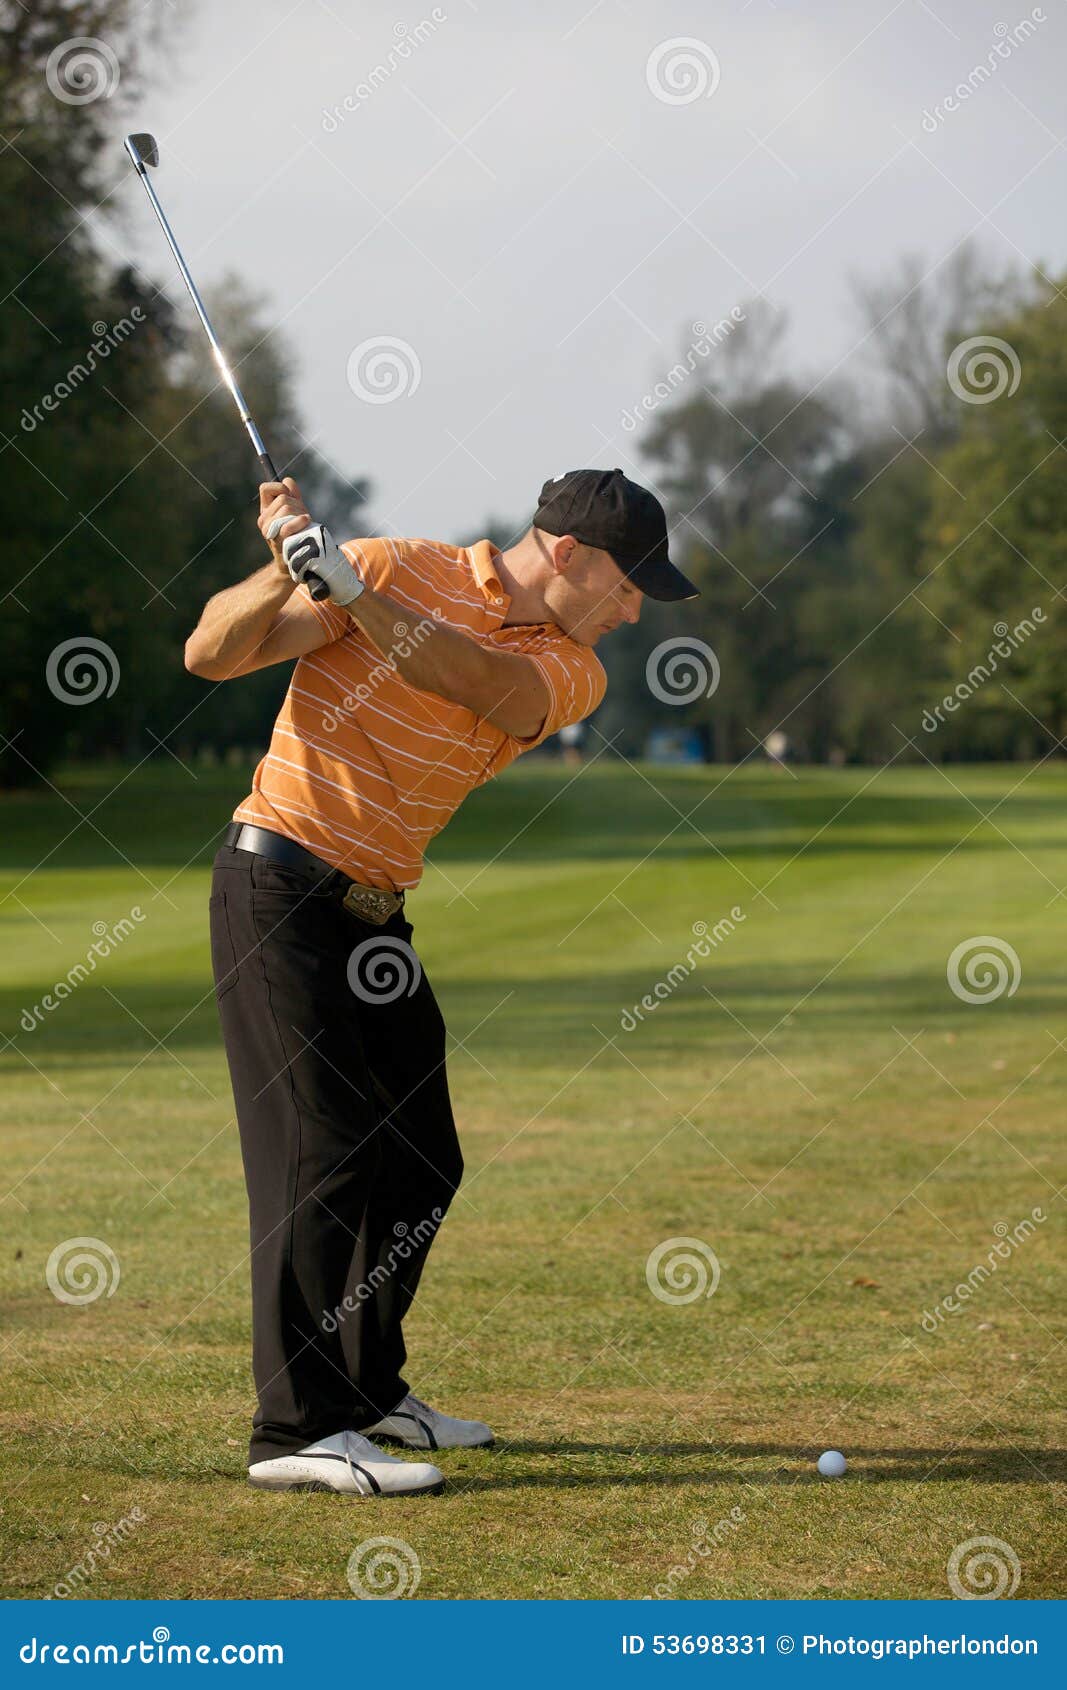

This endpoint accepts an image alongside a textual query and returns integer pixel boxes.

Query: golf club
[123,132,329,599]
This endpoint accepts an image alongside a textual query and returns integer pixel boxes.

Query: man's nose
[624,597,642,625]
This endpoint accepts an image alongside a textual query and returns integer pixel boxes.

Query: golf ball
[817,1449,847,1478]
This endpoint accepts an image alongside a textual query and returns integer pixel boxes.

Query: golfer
[185,467,697,1497]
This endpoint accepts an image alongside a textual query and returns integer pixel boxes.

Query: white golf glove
[279,521,365,607]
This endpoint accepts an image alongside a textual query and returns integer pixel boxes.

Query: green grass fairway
[1,758,1063,1600]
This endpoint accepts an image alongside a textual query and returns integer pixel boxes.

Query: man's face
[542,538,644,646]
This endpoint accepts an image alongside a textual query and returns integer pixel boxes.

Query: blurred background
[3,0,1065,783]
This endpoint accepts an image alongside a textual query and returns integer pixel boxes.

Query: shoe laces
[402,1392,434,1419]
[342,1429,375,1494]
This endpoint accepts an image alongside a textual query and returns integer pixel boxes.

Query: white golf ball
[817,1449,847,1478]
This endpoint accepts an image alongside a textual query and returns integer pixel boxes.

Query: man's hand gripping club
[258,478,364,607]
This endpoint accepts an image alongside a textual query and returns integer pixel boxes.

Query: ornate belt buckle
[342,882,401,926]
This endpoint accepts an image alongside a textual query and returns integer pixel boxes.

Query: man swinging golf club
[186,467,698,1496]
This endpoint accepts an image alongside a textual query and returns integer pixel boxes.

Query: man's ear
[547,534,580,576]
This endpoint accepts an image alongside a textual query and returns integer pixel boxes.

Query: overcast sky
[116,0,1067,539]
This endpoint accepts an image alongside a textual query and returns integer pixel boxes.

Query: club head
[124,132,159,170]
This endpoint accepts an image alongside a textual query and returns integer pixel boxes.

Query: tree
[0,1,369,783]
[917,270,1067,755]
[630,301,851,762]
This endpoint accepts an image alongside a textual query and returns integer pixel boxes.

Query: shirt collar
[469,540,510,620]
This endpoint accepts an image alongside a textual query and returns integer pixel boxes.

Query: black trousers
[209,843,463,1465]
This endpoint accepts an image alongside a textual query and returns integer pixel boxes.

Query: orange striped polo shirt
[233,536,607,891]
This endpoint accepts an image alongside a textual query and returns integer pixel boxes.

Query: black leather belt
[223,823,404,926]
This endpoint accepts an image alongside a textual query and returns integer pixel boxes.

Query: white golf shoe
[364,1392,494,1450]
[248,1429,444,1496]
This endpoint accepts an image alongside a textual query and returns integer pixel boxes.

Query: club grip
[257,452,330,600]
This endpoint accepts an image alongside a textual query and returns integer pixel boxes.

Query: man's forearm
[185,565,295,680]
[344,587,548,738]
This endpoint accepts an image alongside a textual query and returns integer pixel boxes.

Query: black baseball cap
[533,467,699,602]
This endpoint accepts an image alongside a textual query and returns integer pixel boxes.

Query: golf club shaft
[125,141,328,598]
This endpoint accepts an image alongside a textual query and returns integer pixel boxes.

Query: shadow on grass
[453,1441,1067,1488]
[2,1433,1062,1492]
[2,963,1062,1068]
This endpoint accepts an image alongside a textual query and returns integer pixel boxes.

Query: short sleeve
[298,536,400,641]
[517,639,607,748]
